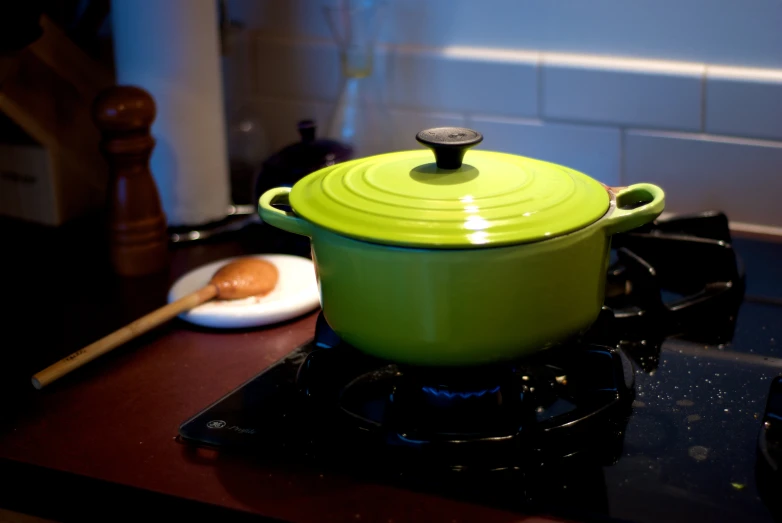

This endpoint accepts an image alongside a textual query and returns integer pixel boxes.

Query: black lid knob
[415,127,483,169]
[298,119,316,142]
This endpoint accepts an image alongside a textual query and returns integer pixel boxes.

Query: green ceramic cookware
[259,128,664,366]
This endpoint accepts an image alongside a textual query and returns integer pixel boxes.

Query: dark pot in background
[254,119,352,204]
[254,120,352,258]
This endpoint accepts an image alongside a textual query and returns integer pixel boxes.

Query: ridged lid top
[288,127,610,248]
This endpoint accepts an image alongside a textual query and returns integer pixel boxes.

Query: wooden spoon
[31,258,279,390]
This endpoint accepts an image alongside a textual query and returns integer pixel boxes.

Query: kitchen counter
[0,216,542,523]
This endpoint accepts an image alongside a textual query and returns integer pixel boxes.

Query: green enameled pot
[259,128,664,366]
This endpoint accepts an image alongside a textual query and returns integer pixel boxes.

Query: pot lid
[288,127,610,248]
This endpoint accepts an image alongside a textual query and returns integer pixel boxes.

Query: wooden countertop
[0,216,547,523]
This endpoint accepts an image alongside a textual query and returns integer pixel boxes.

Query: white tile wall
[468,116,621,185]
[253,97,333,152]
[542,53,704,131]
[624,130,782,226]
[253,38,341,102]
[230,0,782,69]
[238,37,782,230]
[387,46,538,117]
[705,66,782,140]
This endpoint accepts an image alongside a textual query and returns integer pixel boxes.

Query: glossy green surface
[288,150,610,248]
[311,219,610,365]
[259,181,665,365]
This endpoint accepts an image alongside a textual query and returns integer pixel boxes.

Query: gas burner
[294,337,635,471]
[341,363,524,439]
[283,211,745,470]
[391,365,514,418]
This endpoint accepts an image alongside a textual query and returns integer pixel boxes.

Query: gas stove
[180,212,782,523]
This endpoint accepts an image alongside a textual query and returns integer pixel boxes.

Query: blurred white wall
[225,0,782,233]
[228,0,782,67]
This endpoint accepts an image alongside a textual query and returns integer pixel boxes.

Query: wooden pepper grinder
[92,86,169,276]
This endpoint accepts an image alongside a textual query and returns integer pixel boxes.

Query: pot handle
[258,187,312,237]
[602,183,665,236]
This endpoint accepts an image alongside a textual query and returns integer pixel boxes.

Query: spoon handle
[32,284,218,390]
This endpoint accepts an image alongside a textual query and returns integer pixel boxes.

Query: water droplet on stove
[688,446,710,461]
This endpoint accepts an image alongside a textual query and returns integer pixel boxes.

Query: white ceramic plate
[168,254,320,329]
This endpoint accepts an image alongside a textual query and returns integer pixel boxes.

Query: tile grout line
[620,126,782,147]
[537,53,544,119]
[701,66,708,132]
[539,114,690,132]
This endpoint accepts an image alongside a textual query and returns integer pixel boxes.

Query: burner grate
[757,376,782,519]
[606,211,744,340]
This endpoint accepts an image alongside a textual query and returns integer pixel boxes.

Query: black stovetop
[180,212,782,523]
